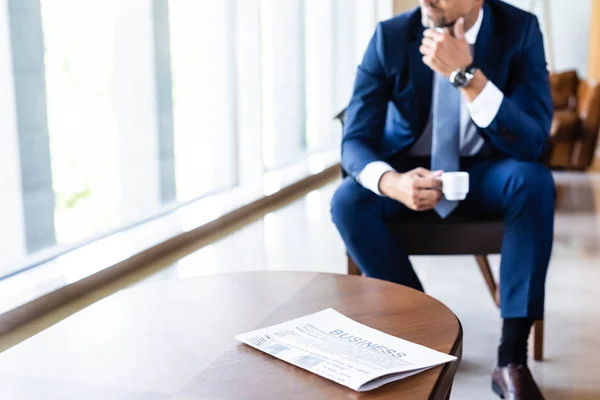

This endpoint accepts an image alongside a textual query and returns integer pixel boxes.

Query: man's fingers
[414,178,443,190]
[421,37,436,50]
[422,55,433,69]
[419,189,442,203]
[408,188,442,211]
[419,45,433,56]
[410,168,443,178]
[412,167,432,177]
[423,28,444,42]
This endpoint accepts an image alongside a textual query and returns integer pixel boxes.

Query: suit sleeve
[341,23,393,178]
[480,16,553,161]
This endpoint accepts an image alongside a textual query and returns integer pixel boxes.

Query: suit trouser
[331,157,555,319]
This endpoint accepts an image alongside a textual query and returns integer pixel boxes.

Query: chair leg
[347,256,361,276]
[531,320,544,361]
[474,255,500,307]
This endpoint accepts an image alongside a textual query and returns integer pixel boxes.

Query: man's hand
[378,168,443,211]
[419,17,472,77]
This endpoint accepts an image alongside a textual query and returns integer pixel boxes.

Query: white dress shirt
[357,8,504,196]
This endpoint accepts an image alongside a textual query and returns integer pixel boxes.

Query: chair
[334,110,545,361]
[546,70,600,170]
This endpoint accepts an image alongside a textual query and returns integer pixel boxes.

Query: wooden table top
[0,272,462,400]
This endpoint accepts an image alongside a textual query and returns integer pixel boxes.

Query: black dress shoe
[492,364,545,400]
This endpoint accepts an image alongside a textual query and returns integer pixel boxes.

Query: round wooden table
[0,272,462,399]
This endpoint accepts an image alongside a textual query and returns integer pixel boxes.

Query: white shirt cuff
[356,161,395,196]
[466,81,504,128]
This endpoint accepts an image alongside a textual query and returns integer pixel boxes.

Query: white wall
[501,0,592,77]
[546,0,591,77]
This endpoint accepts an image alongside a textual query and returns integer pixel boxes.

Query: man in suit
[331,0,554,398]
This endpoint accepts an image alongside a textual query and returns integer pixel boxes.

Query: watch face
[453,72,467,87]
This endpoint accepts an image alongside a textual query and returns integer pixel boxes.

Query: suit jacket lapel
[407,20,433,133]
[474,2,503,85]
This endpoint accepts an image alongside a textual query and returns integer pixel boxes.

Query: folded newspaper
[235,308,457,392]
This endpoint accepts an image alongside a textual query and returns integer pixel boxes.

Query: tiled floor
[141,171,600,400]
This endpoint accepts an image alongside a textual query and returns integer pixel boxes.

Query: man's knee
[504,161,555,209]
[331,178,378,234]
[331,178,362,227]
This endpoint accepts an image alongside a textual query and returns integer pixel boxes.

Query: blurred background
[1,1,600,398]
[1,0,595,282]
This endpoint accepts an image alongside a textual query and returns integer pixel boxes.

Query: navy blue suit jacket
[341,0,553,178]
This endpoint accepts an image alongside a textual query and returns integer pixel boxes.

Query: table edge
[429,316,464,400]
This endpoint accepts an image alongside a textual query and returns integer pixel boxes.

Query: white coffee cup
[441,172,469,201]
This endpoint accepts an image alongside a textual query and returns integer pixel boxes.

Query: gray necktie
[431,72,460,218]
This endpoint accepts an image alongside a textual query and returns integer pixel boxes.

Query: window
[260,0,307,169]
[42,0,121,245]
[169,0,238,202]
[0,0,391,283]
[305,0,335,152]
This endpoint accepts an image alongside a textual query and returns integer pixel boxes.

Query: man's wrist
[460,69,488,102]
[378,171,399,197]
[449,62,476,88]
[465,79,504,128]
[357,161,395,196]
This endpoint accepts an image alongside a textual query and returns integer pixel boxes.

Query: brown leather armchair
[547,70,600,170]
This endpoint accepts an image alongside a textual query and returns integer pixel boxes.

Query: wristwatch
[449,63,477,88]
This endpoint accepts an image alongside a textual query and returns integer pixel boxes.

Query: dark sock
[498,318,533,367]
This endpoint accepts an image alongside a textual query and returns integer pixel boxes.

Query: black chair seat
[385,213,504,256]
